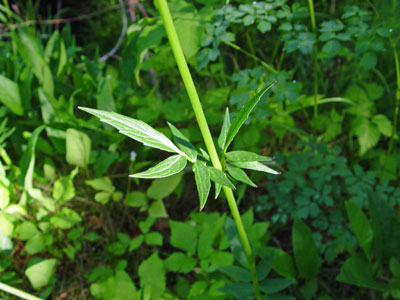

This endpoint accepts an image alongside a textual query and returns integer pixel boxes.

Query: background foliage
[0,0,400,299]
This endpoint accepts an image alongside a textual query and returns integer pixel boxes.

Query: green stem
[224,41,278,74]
[307,0,319,119]
[0,283,43,300]
[156,1,262,299]
[382,42,400,177]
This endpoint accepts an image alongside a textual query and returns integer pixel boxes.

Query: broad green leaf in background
[97,77,116,112]
[79,107,185,155]
[138,252,166,300]
[218,107,231,151]
[259,278,295,294]
[256,252,274,281]
[226,165,257,187]
[368,191,400,264]
[149,199,168,218]
[336,253,386,290]
[25,258,57,290]
[345,201,373,259]
[85,177,115,193]
[219,265,251,282]
[170,220,197,255]
[146,172,183,200]
[66,128,91,168]
[226,151,273,163]
[130,155,187,178]
[267,247,296,279]
[165,252,197,274]
[167,122,197,162]
[224,81,276,152]
[354,117,380,155]
[99,270,138,300]
[208,167,235,190]
[53,168,78,203]
[175,11,203,60]
[0,75,24,115]
[50,207,82,229]
[193,160,210,210]
[231,161,280,175]
[292,220,322,279]
[372,114,392,137]
[17,31,54,96]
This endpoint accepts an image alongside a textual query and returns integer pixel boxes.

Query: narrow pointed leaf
[224,81,276,152]
[232,161,280,175]
[215,183,222,199]
[226,165,257,187]
[226,150,273,163]
[208,167,235,190]
[218,107,231,151]
[193,161,211,210]
[79,107,184,155]
[200,148,210,161]
[130,155,187,179]
[167,122,197,162]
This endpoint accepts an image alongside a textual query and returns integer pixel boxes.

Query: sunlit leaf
[231,161,280,175]
[79,107,184,155]
[130,155,187,179]
[226,150,273,163]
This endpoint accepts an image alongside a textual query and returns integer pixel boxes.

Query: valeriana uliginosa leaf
[232,161,280,175]
[79,107,184,155]
[223,81,276,153]
[208,167,236,190]
[130,155,187,178]
[226,165,257,187]
[226,150,273,163]
[218,107,231,151]
[167,122,197,162]
[193,161,210,210]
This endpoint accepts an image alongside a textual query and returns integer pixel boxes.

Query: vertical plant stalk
[382,41,400,177]
[0,283,43,300]
[155,0,262,298]
[307,0,319,118]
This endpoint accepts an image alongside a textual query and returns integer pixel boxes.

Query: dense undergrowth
[0,0,400,299]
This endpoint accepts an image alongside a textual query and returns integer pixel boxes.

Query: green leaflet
[79,107,184,155]
[193,161,210,210]
[25,259,57,290]
[130,155,187,179]
[345,201,373,259]
[292,220,322,279]
[208,167,235,190]
[66,128,91,168]
[226,165,257,187]
[167,122,197,162]
[218,107,231,151]
[225,150,273,163]
[0,75,24,115]
[232,161,280,175]
[223,81,276,152]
